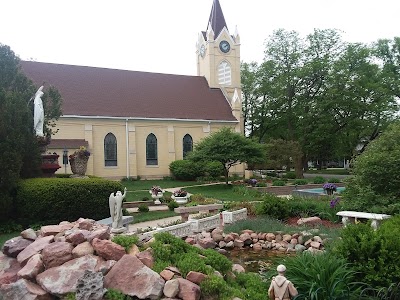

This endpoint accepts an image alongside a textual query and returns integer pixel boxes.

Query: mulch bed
[285,217,343,228]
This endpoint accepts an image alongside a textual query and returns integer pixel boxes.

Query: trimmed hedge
[15,178,123,225]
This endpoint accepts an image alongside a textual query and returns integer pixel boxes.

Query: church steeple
[196,0,243,133]
[207,0,228,40]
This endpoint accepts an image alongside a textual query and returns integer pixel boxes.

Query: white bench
[336,211,391,230]
[97,216,134,228]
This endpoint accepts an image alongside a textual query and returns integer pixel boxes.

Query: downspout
[125,119,130,179]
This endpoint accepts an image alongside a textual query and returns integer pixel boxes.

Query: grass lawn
[0,232,20,248]
[130,210,178,223]
[185,184,262,202]
[121,179,208,192]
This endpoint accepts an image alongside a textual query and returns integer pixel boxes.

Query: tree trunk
[294,156,304,178]
[224,167,229,184]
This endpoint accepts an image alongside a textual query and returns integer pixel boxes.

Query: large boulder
[0,254,21,285]
[41,242,74,268]
[136,249,154,268]
[0,278,52,300]
[72,241,94,258]
[2,236,32,258]
[20,228,38,240]
[91,238,125,261]
[177,278,200,300]
[104,254,165,300]
[17,236,54,266]
[17,254,44,280]
[75,270,106,300]
[36,255,98,297]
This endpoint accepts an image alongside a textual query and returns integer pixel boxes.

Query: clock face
[200,44,206,57]
[219,40,230,53]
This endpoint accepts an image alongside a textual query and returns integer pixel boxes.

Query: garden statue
[33,86,45,137]
[268,264,298,300]
[109,187,127,233]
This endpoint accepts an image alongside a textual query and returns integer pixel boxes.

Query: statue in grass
[268,264,298,300]
[33,86,45,137]
[109,187,127,233]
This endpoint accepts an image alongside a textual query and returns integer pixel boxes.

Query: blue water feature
[292,187,345,197]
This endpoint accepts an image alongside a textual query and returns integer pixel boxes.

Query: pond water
[226,249,294,273]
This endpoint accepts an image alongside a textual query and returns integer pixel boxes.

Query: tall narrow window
[183,134,193,158]
[104,133,117,166]
[218,61,231,85]
[146,133,158,165]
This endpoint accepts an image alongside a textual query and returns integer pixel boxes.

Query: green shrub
[141,196,149,201]
[202,248,232,275]
[112,235,139,252]
[328,177,341,183]
[0,221,22,234]
[312,176,325,184]
[167,200,179,211]
[15,178,123,225]
[137,204,149,213]
[265,252,358,299]
[169,160,202,180]
[235,272,269,300]
[203,161,224,178]
[200,275,233,299]
[293,179,308,185]
[283,171,296,179]
[334,216,400,289]
[176,252,210,276]
[272,180,285,186]
[255,194,290,220]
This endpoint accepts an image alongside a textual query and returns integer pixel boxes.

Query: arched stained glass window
[146,133,158,165]
[183,134,193,158]
[104,133,117,166]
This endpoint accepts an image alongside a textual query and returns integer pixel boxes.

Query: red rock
[310,241,321,249]
[177,278,200,300]
[42,242,74,268]
[239,233,252,245]
[17,254,44,280]
[185,237,196,245]
[197,237,216,249]
[72,241,94,258]
[136,249,154,268]
[128,244,140,256]
[186,271,207,284]
[0,278,52,300]
[233,239,244,248]
[78,219,95,231]
[265,233,275,242]
[241,229,254,235]
[36,255,98,296]
[40,225,66,237]
[223,234,234,243]
[16,235,54,266]
[160,269,175,281]
[87,228,110,242]
[297,217,322,226]
[65,231,86,245]
[0,254,21,285]
[253,243,262,251]
[282,234,292,242]
[104,254,164,299]
[163,279,179,298]
[2,236,32,258]
[92,238,125,261]
[20,228,37,241]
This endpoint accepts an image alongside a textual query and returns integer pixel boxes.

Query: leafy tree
[189,127,265,184]
[342,122,400,214]
[0,44,62,222]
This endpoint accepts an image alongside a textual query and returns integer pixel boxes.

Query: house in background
[21,0,244,179]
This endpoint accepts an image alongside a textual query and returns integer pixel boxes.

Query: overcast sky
[1,0,398,76]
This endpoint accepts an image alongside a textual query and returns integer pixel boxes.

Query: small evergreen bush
[169,160,202,180]
[167,200,179,211]
[293,179,308,185]
[312,176,326,184]
[272,180,285,186]
[137,204,149,213]
[255,194,290,220]
[283,171,296,179]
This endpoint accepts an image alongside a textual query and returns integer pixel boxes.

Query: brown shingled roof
[48,139,89,149]
[20,61,237,122]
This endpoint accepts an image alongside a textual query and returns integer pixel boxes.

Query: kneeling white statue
[109,187,127,233]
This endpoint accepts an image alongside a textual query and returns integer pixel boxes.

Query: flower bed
[222,208,247,224]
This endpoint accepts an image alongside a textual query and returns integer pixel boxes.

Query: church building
[21,0,244,179]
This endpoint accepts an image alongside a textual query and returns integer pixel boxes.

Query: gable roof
[207,0,228,40]
[20,61,237,122]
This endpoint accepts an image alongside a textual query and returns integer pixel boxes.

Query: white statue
[33,86,45,137]
[109,187,127,232]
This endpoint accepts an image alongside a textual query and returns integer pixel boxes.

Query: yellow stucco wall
[52,117,243,179]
